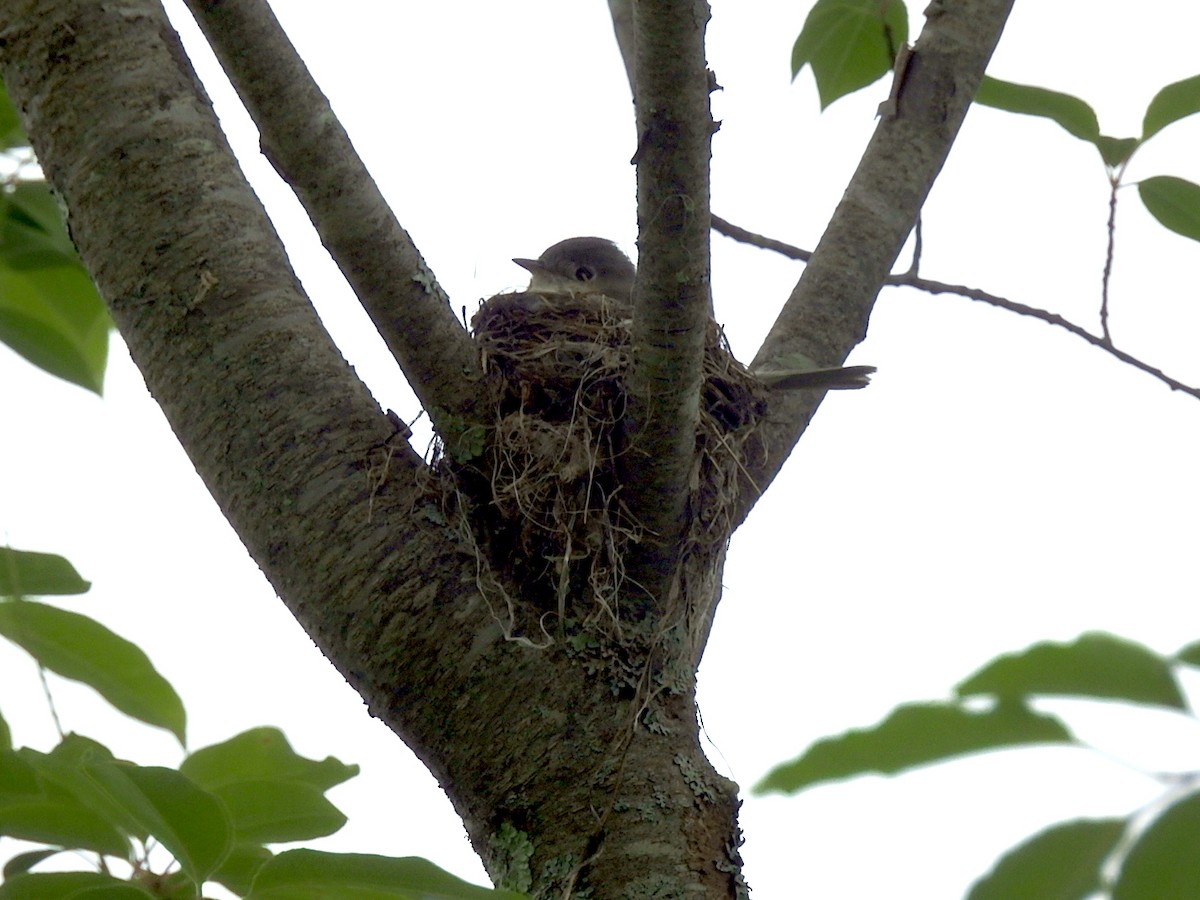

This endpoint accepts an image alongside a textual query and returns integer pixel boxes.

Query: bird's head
[513,237,636,300]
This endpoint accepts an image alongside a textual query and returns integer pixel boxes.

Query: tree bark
[0,2,742,896]
[621,0,715,599]
[0,1,1013,897]
[179,0,486,450]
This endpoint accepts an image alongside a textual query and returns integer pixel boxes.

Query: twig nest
[463,291,765,630]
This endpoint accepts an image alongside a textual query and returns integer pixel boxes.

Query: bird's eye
[574,266,595,282]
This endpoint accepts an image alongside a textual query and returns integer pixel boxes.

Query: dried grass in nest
[458,290,765,634]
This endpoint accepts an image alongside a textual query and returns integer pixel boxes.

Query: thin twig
[890,274,1200,398]
[712,215,1200,400]
[1100,165,1126,346]
[712,215,811,261]
[37,664,64,740]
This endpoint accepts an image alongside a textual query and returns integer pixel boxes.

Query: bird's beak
[511,257,544,274]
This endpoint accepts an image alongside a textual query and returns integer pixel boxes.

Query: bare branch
[1100,169,1124,344]
[740,0,1016,522]
[891,275,1200,399]
[716,216,1200,399]
[621,0,715,599]
[712,214,811,261]
[181,0,484,431]
[607,0,636,102]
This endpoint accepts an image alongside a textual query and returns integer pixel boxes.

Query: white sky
[3,1,1200,897]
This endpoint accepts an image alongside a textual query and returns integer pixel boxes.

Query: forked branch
[182,0,483,430]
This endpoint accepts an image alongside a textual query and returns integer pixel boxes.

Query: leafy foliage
[975,76,1100,142]
[1113,793,1200,900]
[791,0,907,109]
[0,565,521,898]
[0,183,111,394]
[1138,176,1200,242]
[0,71,515,896]
[789,3,1200,247]
[968,818,1125,900]
[245,850,528,900]
[0,84,110,393]
[1142,73,1200,140]
[972,74,1200,241]
[0,597,187,743]
[779,23,1200,889]
[956,632,1187,710]
[755,701,1073,794]
[0,82,26,148]
[765,631,1200,898]
[0,548,90,597]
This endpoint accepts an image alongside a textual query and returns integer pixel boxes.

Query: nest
[455,290,765,635]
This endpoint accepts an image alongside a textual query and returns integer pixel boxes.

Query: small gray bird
[512,237,636,302]
[513,237,875,390]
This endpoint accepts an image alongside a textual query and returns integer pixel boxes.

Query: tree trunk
[0,1,1012,896]
[0,3,746,896]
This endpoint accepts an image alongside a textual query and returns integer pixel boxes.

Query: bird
[513,237,876,390]
[512,236,636,302]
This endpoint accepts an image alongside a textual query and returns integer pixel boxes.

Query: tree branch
[606,0,636,102]
[621,0,715,601]
[740,0,1015,522]
[892,275,1200,398]
[714,217,1200,399]
[181,0,484,432]
[0,7,746,894]
[713,214,811,262]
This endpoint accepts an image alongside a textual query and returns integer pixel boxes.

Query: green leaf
[0,798,130,858]
[0,81,28,149]
[210,843,273,896]
[1175,640,1200,667]
[975,76,1101,143]
[0,873,138,899]
[181,728,357,793]
[0,709,10,752]
[2,849,61,879]
[0,183,110,393]
[791,0,908,109]
[85,762,231,885]
[0,548,90,596]
[12,747,141,850]
[1114,792,1200,899]
[1143,74,1200,140]
[1096,135,1140,168]
[0,601,185,742]
[180,730,355,845]
[753,701,1073,794]
[3,184,79,266]
[1138,175,1200,242]
[246,850,527,899]
[0,751,132,860]
[0,262,109,393]
[0,749,42,798]
[49,733,117,767]
[0,871,155,899]
[967,818,1125,900]
[956,632,1187,709]
[213,779,346,844]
